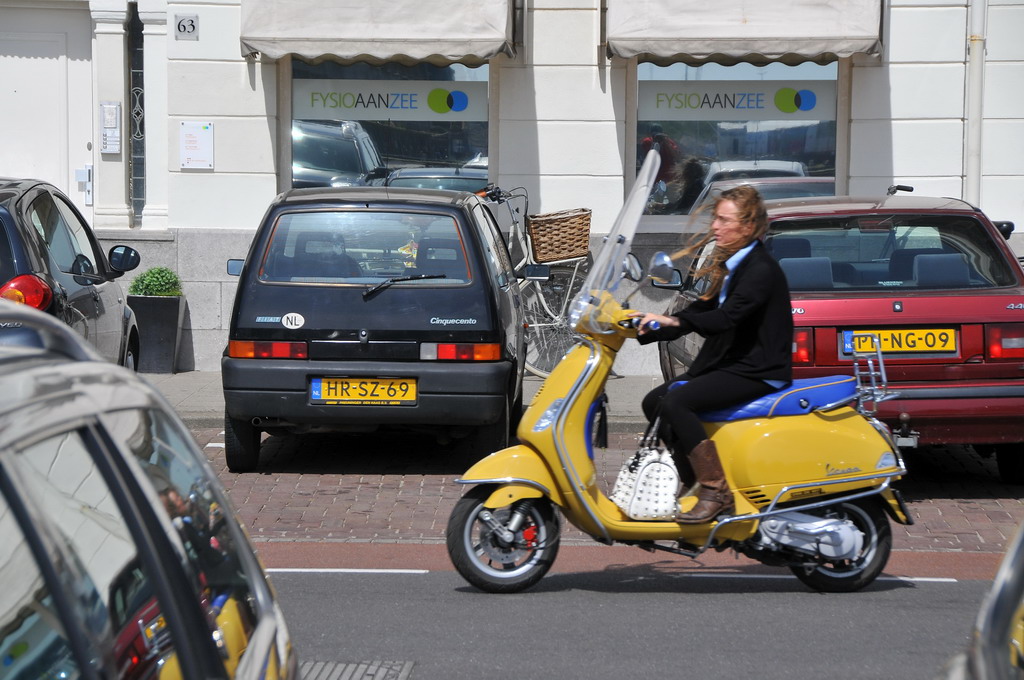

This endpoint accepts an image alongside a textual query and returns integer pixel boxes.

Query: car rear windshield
[766,214,1018,292]
[258,210,472,285]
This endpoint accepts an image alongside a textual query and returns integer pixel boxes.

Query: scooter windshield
[568,149,661,335]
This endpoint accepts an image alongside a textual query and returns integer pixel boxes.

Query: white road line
[205,443,225,448]
[267,568,429,574]
[670,574,959,583]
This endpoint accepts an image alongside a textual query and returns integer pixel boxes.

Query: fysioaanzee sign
[639,81,836,122]
[293,80,488,122]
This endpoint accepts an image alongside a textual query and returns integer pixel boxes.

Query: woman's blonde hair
[671,185,768,300]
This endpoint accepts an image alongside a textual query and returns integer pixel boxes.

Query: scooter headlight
[875,451,898,470]
[532,398,564,432]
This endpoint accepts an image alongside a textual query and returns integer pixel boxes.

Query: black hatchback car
[0,178,141,367]
[223,187,526,471]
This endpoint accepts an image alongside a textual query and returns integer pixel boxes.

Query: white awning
[240,0,515,64]
[606,0,882,65]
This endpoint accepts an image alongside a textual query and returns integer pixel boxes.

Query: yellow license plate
[311,377,417,405]
[843,329,957,353]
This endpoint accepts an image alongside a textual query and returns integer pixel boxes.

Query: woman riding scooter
[631,185,793,524]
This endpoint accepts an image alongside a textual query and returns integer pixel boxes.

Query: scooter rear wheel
[789,497,892,593]
[446,485,561,593]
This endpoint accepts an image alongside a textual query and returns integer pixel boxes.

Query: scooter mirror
[623,253,643,282]
[648,251,676,284]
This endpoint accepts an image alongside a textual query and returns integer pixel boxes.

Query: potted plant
[127,266,185,373]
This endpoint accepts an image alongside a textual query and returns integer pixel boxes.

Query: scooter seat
[668,375,857,421]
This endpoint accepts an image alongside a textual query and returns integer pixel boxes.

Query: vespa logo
[825,463,862,477]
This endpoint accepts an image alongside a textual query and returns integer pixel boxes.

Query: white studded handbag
[609,446,681,521]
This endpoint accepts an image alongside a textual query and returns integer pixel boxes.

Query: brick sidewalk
[194,428,1024,554]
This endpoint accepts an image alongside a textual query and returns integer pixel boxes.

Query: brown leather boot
[675,439,734,524]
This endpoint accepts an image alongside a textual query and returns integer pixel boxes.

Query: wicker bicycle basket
[525,208,592,263]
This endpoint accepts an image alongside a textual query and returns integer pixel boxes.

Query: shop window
[291,62,488,188]
[638,62,837,214]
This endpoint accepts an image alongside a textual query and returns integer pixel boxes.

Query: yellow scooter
[445,151,913,594]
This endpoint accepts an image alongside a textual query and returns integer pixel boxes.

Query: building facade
[2,0,1022,371]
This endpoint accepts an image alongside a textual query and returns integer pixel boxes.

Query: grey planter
[128,295,185,373]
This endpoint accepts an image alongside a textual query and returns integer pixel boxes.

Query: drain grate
[301,661,414,680]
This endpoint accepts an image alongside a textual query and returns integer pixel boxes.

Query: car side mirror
[108,245,141,273]
[227,259,244,276]
[365,166,389,182]
[648,251,683,288]
[994,221,1015,240]
[518,263,550,281]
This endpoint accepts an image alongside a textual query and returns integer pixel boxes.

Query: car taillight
[986,324,1024,360]
[0,274,53,309]
[228,340,308,359]
[792,328,812,365]
[420,343,502,360]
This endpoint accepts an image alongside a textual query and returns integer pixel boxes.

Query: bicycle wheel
[522,258,591,378]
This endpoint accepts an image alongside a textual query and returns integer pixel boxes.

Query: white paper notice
[180,121,214,169]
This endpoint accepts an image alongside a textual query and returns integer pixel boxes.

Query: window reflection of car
[383,166,488,193]
[658,193,1024,483]
[291,119,387,188]
[701,159,808,186]
[686,176,836,216]
[109,558,170,680]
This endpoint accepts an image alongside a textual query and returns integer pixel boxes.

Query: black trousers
[642,370,776,465]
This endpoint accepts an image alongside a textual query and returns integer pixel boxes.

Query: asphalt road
[273,569,987,680]
[185,425,1023,679]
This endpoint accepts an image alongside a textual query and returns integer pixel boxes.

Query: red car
[659,192,1024,483]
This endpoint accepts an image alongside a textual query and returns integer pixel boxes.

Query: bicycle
[483,186,593,378]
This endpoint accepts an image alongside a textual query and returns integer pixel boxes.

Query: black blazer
[640,241,793,382]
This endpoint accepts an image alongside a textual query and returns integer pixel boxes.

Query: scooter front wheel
[446,485,561,593]
[789,497,892,593]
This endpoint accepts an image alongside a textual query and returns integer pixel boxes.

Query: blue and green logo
[775,88,817,113]
[427,88,469,114]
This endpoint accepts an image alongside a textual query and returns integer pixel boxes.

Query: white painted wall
[14,0,1019,370]
[849,0,1024,240]
[494,0,627,237]
[165,1,278,231]
[0,3,94,218]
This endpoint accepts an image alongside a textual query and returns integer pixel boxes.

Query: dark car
[688,176,836,216]
[0,301,296,679]
[0,178,141,367]
[291,119,387,188]
[384,166,489,193]
[658,193,1024,482]
[223,186,526,472]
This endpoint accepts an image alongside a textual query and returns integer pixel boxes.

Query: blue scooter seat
[668,375,857,422]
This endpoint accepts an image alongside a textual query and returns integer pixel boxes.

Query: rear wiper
[362,273,446,299]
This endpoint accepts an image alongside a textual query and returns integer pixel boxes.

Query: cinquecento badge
[282,313,305,329]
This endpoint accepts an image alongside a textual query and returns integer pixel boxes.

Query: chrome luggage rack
[851,332,900,415]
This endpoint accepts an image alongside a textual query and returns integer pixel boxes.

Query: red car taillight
[792,328,813,365]
[228,340,308,359]
[420,343,502,360]
[986,324,1024,360]
[0,274,53,309]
